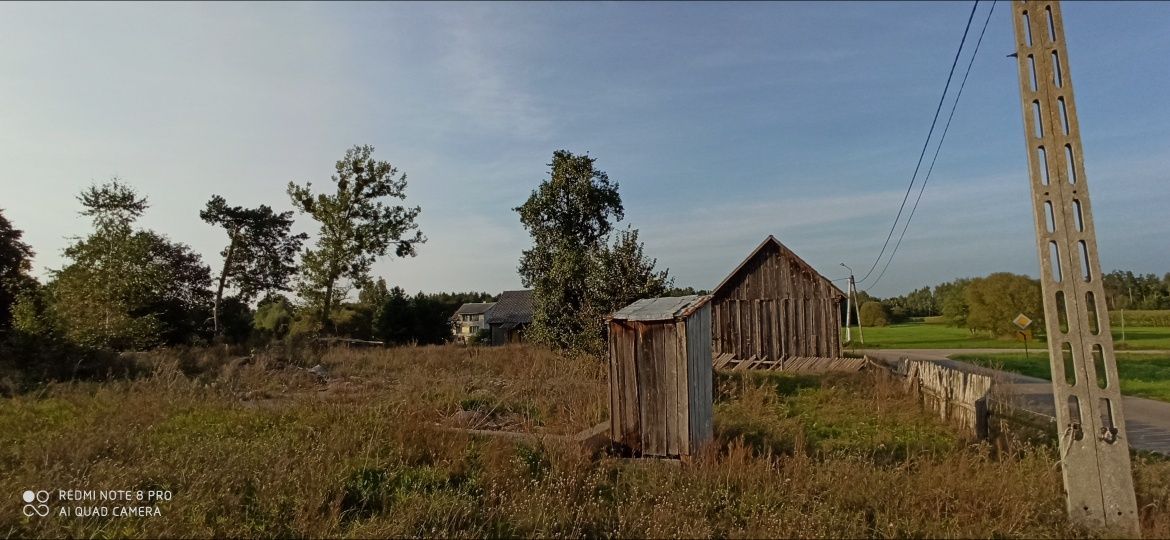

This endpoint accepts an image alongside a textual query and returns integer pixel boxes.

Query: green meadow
[844,320,1170,351]
[950,352,1170,403]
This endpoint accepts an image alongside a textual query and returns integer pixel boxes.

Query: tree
[935,278,973,328]
[369,288,453,345]
[516,150,624,353]
[662,286,709,297]
[1102,270,1169,310]
[426,291,495,319]
[408,292,454,345]
[859,301,890,327]
[591,227,673,317]
[44,180,212,349]
[358,277,391,309]
[371,286,411,344]
[288,145,424,331]
[0,209,35,332]
[882,286,937,319]
[200,195,306,336]
[253,294,294,339]
[964,272,1042,337]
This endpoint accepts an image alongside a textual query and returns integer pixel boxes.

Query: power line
[854,1,981,286]
[865,1,996,291]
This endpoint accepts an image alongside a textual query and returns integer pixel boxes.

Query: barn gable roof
[711,235,845,298]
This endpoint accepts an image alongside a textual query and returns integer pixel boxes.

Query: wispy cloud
[431,9,551,141]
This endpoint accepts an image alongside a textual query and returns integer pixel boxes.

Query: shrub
[859,301,890,327]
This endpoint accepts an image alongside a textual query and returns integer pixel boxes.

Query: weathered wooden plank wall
[717,355,867,373]
[685,304,713,448]
[711,241,842,363]
[904,360,993,439]
[607,303,714,457]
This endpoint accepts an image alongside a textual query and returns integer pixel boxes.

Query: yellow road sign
[1012,313,1033,330]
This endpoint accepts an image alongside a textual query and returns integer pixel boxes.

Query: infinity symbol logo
[21,490,50,517]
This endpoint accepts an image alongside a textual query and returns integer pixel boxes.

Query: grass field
[2,344,1170,538]
[845,321,1170,351]
[951,352,1170,403]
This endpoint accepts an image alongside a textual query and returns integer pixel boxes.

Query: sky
[1,1,1167,299]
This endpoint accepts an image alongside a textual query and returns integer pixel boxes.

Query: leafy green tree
[217,295,255,344]
[200,195,306,336]
[288,145,425,331]
[859,301,890,327]
[45,180,212,349]
[516,150,624,353]
[964,273,1042,337]
[358,277,391,309]
[591,227,673,317]
[882,286,937,319]
[662,286,709,297]
[935,278,973,328]
[253,294,294,338]
[0,209,35,332]
[1102,270,1170,310]
[332,304,374,340]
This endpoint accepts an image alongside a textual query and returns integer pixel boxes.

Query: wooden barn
[710,235,845,368]
[607,295,713,458]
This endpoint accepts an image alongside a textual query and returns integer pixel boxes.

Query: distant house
[484,290,534,345]
[451,302,495,343]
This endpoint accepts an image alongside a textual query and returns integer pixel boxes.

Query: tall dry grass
[0,344,1166,538]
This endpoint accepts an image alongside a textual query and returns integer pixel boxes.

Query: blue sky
[1,1,1167,299]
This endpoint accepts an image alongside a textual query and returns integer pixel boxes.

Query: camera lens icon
[21,490,50,517]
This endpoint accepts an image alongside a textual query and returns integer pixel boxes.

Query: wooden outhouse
[607,295,713,457]
[711,235,845,368]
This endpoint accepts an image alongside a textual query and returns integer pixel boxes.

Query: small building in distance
[485,290,534,345]
[710,235,845,367]
[451,302,496,343]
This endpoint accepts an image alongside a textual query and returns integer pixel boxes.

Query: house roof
[485,290,534,325]
[610,294,711,322]
[452,302,496,320]
[711,235,846,298]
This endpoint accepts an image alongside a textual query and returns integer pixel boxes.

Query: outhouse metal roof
[610,295,711,322]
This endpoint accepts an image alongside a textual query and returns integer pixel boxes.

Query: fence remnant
[715,355,867,374]
[1012,1,1139,534]
[900,359,993,439]
[608,295,714,458]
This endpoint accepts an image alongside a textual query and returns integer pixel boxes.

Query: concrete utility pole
[1011,1,1140,535]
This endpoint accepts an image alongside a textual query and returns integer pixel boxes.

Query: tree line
[0,146,691,389]
[856,269,1170,337]
[0,145,485,388]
